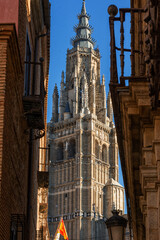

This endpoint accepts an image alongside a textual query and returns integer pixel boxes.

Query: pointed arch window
[102,145,107,163]
[10,215,25,240]
[68,139,76,158]
[95,140,99,159]
[57,142,64,161]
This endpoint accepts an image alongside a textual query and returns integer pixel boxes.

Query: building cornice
[0,24,22,74]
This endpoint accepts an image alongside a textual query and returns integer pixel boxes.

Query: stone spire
[81,0,87,14]
[102,74,105,85]
[101,75,107,123]
[59,71,65,121]
[81,72,90,114]
[73,66,78,116]
[102,75,106,108]
[72,0,95,49]
[61,71,64,84]
[91,68,96,115]
[107,92,113,121]
[52,84,59,122]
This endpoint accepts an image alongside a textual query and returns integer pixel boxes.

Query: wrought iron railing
[107,5,147,240]
[23,58,45,130]
[108,5,146,86]
[107,4,158,239]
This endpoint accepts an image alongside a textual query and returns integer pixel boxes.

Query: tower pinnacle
[81,0,86,14]
[72,0,95,49]
[52,84,59,122]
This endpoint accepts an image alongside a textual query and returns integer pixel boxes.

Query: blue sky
[48,0,131,212]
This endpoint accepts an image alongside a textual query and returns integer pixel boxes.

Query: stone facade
[48,1,124,239]
[108,0,160,239]
[0,1,50,239]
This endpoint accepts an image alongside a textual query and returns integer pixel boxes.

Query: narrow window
[102,145,107,163]
[10,215,25,240]
[57,143,64,161]
[24,35,31,96]
[68,139,76,158]
[10,221,17,240]
[95,140,99,159]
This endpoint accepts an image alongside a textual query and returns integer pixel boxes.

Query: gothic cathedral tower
[48,1,124,239]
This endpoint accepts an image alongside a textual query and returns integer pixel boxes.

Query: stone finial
[107,91,113,121]
[74,65,77,78]
[81,0,87,14]
[92,67,96,81]
[61,71,64,83]
[52,84,59,122]
[53,84,58,96]
[102,75,105,85]
[108,5,118,17]
[81,72,90,114]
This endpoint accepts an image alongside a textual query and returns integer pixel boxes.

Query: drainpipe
[26,129,33,240]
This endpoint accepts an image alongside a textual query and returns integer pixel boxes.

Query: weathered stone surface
[48,2,124,239]
[109,0,160,239]
[0,1,50,239]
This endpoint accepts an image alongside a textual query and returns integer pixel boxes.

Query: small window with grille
[10,214,25,240]
[24,34,31,96]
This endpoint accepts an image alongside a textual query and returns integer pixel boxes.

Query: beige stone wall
[111,79,160,239]
[48,111,124,239]
[104,179,124,218]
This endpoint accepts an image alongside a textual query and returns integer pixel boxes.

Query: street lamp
[105,210,127,240]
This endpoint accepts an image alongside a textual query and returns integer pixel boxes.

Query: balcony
[108,3,160,108]
[23,59,45,130]
[108,5,146,85]
[23,95,44,129]
[108,2,160,239]
[108,4,148,236]
[37,147,49,188]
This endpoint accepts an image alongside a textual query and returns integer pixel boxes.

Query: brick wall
[0,0,50,238]
[0,24,29,240]
[0,32,8,240]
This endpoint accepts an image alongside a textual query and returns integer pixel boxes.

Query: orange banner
[54,218,69,240]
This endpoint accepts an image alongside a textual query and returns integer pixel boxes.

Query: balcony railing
[37,146,50,188]
[23,58,45,130]
[108,2,160,109]
[108,5,147,86]
[107,4,160,238]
